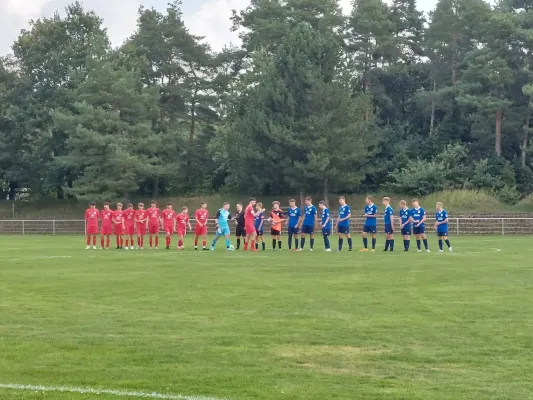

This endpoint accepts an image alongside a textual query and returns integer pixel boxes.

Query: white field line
[0,383,230,400]
[7,256,73,261]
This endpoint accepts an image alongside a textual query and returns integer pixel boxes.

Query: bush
[421,190,505,211]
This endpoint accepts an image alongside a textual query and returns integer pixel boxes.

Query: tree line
[1,0,533,203]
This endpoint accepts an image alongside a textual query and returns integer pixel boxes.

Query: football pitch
[1,235,532,400]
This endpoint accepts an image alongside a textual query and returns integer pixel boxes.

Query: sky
[0,0,439,56]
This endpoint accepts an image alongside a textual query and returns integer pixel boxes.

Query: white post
[12,203,14,219]
[22,220,25,235]
[456,218,459,236]
[53,220,56,236]
[501,219,505,236]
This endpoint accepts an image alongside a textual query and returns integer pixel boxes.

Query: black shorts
[236,226,246,237]
[271,229,281,236]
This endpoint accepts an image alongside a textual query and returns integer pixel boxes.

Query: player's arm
[322,214,330,228]
[188,218,192,230]
[420,213,427,225]
[390,213,395,231]
[314,212,318,226]
[259,216,264,230]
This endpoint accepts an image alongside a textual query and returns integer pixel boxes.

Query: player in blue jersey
[210,202,234,251]
[398,200,412,251]
[319,200,332,252]
[300,197,317,252]
[382,197,395,251]
[254,202,266,251]
[361,196,377,252]
[435,202,452,253]
[410,198,430,252]
[286,199,302,251]
[336,196,352,251]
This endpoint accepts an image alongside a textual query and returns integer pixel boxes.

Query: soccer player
[135,203,148,249]
[361,196,377,252]
[244,198,263,251]
[194,202,209,251]
[175,207,192,250]
[336,196,352,251]
[234,203,246,250]
[84,202,99,249]
[286,199,301,251]
[435,202,452,253]
[319,200,332,252]
[113,203,125,249]
[100,202,113,249]
[161,203,177,250]
[411,198,430,252]
[269,201,284,250]
[254,202,265,250]
[399,200,412,251]
[123,203,136,250]
[147,200,161,249]
[382,197,395,251]
[300,197,317,252]
[210,202,234,251]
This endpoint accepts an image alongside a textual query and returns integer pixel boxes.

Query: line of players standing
[84,195,453,253]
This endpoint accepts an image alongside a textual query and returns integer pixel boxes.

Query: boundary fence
[1,218,533,235]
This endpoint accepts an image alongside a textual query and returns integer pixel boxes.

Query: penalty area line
[0,383,231,400]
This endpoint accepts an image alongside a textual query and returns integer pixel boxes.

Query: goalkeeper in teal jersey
[210,202,234,251]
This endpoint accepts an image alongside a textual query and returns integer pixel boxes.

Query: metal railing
[1,218,533,235]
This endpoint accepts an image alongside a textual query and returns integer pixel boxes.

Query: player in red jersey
[113,203,125,249]
[84,202,99,249]
[135,203,148,249]
[194,202,209,250]
[161,203,177,250]
[100,202,113,249]
[244,198,264,251]
[123,203,135,250]
[175,206,192,250]
[147,200,161,249]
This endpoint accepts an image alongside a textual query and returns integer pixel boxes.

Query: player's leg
[106,234,111,249]
[323,229,331,251]
[300,232,306,251]
[277,233,282,250]
[224,229,232,250]
[202,230,208,250]
[346,233,352,251]
[422,231,429,251]
[443,234,452,252]
[338,232,344,251]
[210,230,221,250]
[361,226,368,251]
[389,232,394,251]
[309,233,315,251]
[371,231,377,251]
[194,233,199,249]
[86,232,91,249]
[294,231,299,250]
[288,228,293,250]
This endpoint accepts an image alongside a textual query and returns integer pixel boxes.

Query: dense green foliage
[2,0,533,202]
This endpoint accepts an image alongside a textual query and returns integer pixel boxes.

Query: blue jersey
[338,205,351,227]
[436,210,448,232]
[411,207,425,227]
[254,211,264,229]
[216,208,231,228]
[384,205,393,225]
[364,204,377,226]
[303,205,317,226]
[399,208,411,226]
[321,208,332,229]
[287,207,301,228]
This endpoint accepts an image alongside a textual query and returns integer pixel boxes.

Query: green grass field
[1,235,532,400]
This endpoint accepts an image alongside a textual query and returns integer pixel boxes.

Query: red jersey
[175,213,189,228]
[162,209,176,225]
[123,209,135,226]
[85,208,99,226]
[135,209,148,224]
[100,209,113,225]
[195,209,209,226]
[245,205,254,224]
[113,210,124,224]
[147,207,160,223]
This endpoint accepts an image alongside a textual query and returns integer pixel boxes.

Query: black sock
[390,239,394,251]
[439,240,443,250]
[416,240,421,250]
[403,239,408,250]
[324,235,330,249]
[445,239,451,248]
[339,238,343,250]
[272,239,276,249]
[372,238,376,249]
[295,238,299,249]
[278,240,282,249]
[301,237,306,249]
[363,237,368,248]
[236,238,240,249]
[347,237,352,249]
[423,239,429,250]
[310,238,314,249]
[255,242,258,249]
[288,233,293,249]
[384,240,390,251]
[262,242,265,251]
